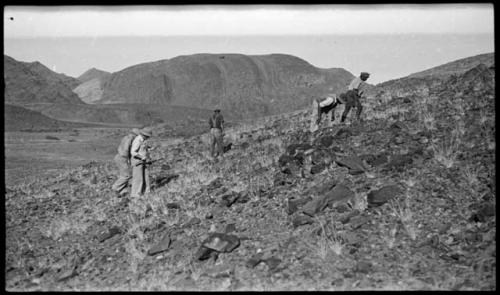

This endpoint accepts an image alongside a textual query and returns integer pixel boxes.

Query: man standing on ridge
[112,128,140,197]
[340,72,370,123]
[130,126,153,198]
[208,108,224,159]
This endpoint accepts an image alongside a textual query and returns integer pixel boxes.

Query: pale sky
[4,4,494,37]
[3,5,494,84]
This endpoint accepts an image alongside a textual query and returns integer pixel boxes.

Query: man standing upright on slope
[340,72,370,123]
[130,126,153,198]
[208,108,225,159]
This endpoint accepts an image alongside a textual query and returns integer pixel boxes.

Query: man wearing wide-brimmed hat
[341,72,370,123]
[208,108,225,159]
[112,128,140,197]
[130,126,153,198]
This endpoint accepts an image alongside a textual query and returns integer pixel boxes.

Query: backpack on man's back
[117,133,137,159]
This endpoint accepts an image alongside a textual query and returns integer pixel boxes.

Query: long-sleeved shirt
[348,77,366,95]
[130,135,148,161]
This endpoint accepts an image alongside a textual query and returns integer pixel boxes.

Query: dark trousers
[340,90,363,122]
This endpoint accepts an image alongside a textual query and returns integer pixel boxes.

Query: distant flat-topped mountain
[78,53,355,118]
[4,55,84,105]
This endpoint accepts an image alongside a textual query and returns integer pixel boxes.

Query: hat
[140,127,153,138]
[360,72,370,77]
[131,128,140,135]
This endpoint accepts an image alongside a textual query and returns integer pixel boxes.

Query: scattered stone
[349,215,370,230]
[246,252,264,268]
[281,163,303,177]
[236,193,251,204]
[287,197,312,215]
[335,156,366,175]
[302,184,355,217]
[294,153,305,165]
[390,121,407,131]
[367,185,402,208]
[287,143,313,156]
[223,143,232,153]
[293,215,314,228]
[57,268,77,282]
[166,202,180,209]
[331,277,345,286]
[311,163,327,174]
[148,234,172,256]
[153,174,179,189]
[194,246,215,261]
[311,149,334,165]
[207,178,223,191]
[438,223,452,234]
[202,233,240,253]
[470,202,495,222]
[278,154,296,167]
[394,136,405,145]
[220,192,241,207]
[97,226,121,243]
[339,209,361,224]
[317,135,334,148]
[264,257,282,271]
[184,217,201,228]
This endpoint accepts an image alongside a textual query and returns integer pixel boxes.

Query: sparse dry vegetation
[4,58,495,291]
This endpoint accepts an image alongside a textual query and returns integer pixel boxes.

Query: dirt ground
[4,128,125,186]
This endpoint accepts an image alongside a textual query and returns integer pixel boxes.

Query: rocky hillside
[86,54,354,118]
[4,104,98,131]
[5,55,495,291]
[407,52,494,79]
[4,55,83,105]
[376,52,494,99]
[73,68,112,104]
